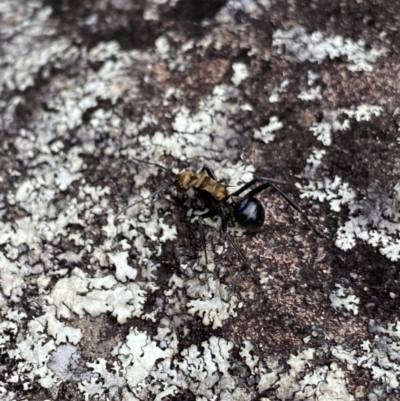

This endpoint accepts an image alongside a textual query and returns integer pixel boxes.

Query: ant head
[174,171,197,193]
[234,197,265,229]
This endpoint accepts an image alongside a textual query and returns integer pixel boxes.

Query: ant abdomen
[233,197,265,229]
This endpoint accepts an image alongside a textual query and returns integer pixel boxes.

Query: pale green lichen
[273,26,386,72]
[0,0,398,400]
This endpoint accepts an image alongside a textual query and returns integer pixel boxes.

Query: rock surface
[1,0,399,400]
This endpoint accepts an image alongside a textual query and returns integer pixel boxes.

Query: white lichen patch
[240,343,356,400]
[328,320,400,393]
[40,306,83,345]
[186,275,237,329]
[267,79,290,103]
[131,83,254,167]
[231,62,249,86]
[296,175,356,212]
[0,5,71,93]
[297,153,399,262]
[108,251,138,282]
[298,85,323,102]
[302,149,326,178]
[0,2,265,394]
[0,311,61,392]
[335,184,400,260]
[309,110,350,146]
[329,284,360,315]
[1,0,399,400]
[48,343,79,381]
[273,26,386,72]
[77,330,240,400]
[48,268,147,324]
[163,337,235,399]
[296,362,355,401]
[331,345,357,370]
[253,116,283,144]
[118,329,174,390]
[308,104,383,146]
[345,104,384,122]
[0,251,29,302]
[216,0,274,21]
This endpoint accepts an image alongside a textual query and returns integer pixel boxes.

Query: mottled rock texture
[1,1,399,400]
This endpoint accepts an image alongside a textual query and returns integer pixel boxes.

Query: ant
[114,157,325,285]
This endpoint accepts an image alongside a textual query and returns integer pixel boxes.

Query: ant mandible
[114,157,325,285]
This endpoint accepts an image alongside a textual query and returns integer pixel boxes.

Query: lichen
[273,26,386,72]
[1,0,399,400]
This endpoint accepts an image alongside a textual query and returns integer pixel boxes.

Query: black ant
[114,157,325,285]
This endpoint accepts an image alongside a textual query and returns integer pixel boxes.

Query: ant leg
[199,165,217,180]
[221,214,262,286]
[197,210,217,265]
[225,233,262,286]
[239,181,271,198]
[230,176,288,197]
[268,183,327,238]
[236,182,327,238]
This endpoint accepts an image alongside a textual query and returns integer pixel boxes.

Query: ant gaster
[114,157,325,285]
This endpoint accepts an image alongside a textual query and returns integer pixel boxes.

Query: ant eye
[234,197,265,229]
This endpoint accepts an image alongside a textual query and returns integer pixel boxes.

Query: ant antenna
[114,184,171,224]
[114,156,175,224]
[129,156,172,174]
